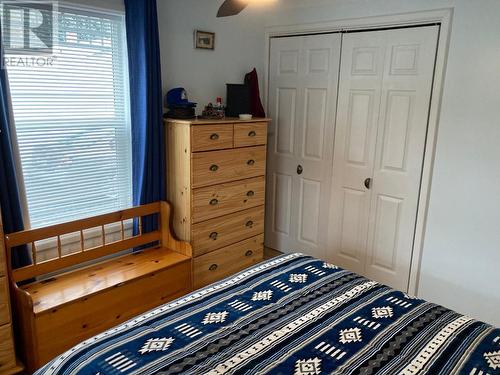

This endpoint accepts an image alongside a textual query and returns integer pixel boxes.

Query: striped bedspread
[36,254,500,374]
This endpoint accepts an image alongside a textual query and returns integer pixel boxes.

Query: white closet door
[329,26,439,291]
[266,34,341,259]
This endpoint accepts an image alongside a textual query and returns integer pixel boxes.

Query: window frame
[5,2,133,233]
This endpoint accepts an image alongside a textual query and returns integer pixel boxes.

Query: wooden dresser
[0,208,21,375]
[165,117,270,289]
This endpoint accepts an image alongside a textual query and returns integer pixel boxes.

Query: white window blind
[5,5,132,228]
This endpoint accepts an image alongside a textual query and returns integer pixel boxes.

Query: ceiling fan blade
[217,0,249,17]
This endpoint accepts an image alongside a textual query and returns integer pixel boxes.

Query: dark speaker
[225,84,251,117]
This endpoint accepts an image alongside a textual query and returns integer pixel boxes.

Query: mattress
[36,254,500,374]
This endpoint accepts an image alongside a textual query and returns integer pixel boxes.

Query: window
[5,5,132,228]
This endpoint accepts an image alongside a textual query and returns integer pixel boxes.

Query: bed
[36,253,500,375]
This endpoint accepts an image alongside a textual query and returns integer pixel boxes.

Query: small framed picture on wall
[194,30,215,50]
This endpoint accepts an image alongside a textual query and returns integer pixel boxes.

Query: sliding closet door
[329,26,439,290]
[266,34,341,258]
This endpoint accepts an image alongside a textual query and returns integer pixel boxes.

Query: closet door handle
[364,178,372,190]
[297,165,303,175]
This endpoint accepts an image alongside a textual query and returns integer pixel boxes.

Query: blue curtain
[124,0,165,234]
[0,66,31,268]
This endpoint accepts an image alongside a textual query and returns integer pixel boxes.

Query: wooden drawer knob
[210,133,219,140]
[246,190,255,197]
[245,250,254,257]
[210,198,219,206]
[248,130,257,137]
[210,164,219,172]
[209,232,218,240]
[209,264,218,271]
[246,220,254,228]
[247,159,255,166]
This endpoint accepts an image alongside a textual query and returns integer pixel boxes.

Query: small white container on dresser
[165,117,270,289]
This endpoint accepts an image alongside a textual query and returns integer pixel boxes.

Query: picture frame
[194,30,215,50]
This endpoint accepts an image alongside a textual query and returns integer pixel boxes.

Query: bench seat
[23,247,190,314]
[4,201,193,373]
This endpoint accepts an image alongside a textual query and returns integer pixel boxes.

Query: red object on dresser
[244,68,266,118]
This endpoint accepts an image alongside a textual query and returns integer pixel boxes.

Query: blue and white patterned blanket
[36,254,500,374]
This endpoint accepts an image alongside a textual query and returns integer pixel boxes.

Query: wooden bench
[3,201,192,373]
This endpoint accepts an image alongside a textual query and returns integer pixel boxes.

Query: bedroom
[0,0,499,374]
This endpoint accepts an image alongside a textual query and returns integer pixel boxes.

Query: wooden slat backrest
[5,202,162,283]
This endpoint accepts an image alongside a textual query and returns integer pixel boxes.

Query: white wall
[415,1,500,326]
[156,0,268,112]
[157,0,500,326]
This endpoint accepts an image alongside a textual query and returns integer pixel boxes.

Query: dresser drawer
[0,277,10,326]
[192,146,266,188]
[234,122,267,148]
[191,124,233,152]
[191,206,264,256]
[192,176,265,223]
[0,323,15,371]
[193,234,264,289]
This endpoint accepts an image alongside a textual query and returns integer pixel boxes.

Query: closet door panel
[270,172,293,237]
[328,31,385,273]
[275,87,297,156]
[302,88,327,160]
[266,34,341,258]
[365,26,439,290]
[266,37,302,253]
[297,178,321,246]
[336,187,367,263]
[330,26,439,291]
